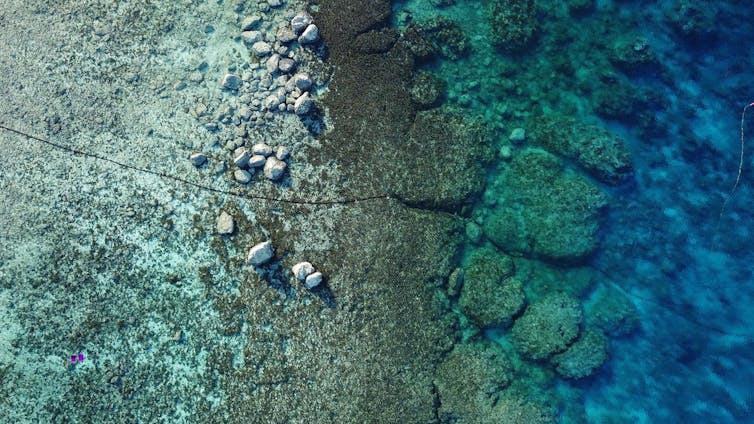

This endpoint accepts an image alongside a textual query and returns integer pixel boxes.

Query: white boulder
[247,241,274,266]
[304,272,323,289]
[291,262,315,281]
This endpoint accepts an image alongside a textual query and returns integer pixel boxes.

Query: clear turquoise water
[397,0,754,421]
[2,0,753,422]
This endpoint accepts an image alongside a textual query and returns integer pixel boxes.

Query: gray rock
[213,161,227,175]
[268,0,282,7]
[252,143,273,156]
[233,149,250,168]
[249,154,267,168]
[298,24,320,44]
[216,211,235,235]
[263,157,287,181]
[251,41,272,57]
[277,27,297,44]
[189,152,207,167]
[233,169,252,184]
[238,106,253,121]
[241,30,263,44]
[241,15,262,31]
[266,54,280,73]
[264,94,281,110]
[275,145,290,161]
[304,271,323,289]
[294,73,312,91]
[278,58,296,73]
[294,92,314,115]
[292,262,315,280]
[291,12,313,34]
[221,74,242,90]
[509,128,526,143]
[247,241,274,266]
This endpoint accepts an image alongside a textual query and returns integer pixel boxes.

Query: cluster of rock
[245,243,324,290]
[232,142,290,183]
[189,9,324,176]
[291,261,323,289]
[218,9,321,125]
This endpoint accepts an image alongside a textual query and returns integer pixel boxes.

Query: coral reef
[528,114,633,185]
[410,71,446,109]
[434,341,513,421]
[485,393,556,424]
[483,149,608,262]
[511,293,583,360]
[417,17,470,60]
[458,247,525,328]
[488,0,538,51]
[551,328,609,379]
[585,285,640,336]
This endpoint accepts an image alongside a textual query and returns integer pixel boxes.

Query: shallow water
[1,0,753,422]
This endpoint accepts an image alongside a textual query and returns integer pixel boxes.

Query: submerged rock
[189,152,207,167]
[527,114,632,184]
[483,149,607,262]
[511,293,583,360]
[458,247,524,328]
[410,71,446,109]
[248,154,266,168]
[434,342,513,421]
[221,73,242,90]
[241,15,262,31]
[508,127,526,143]
[551,328,609,379]
[488,0,537,51]
[277,27,297,44]
[275,145,290,161]
[252,143,273,157]
[251,41,272,57]
[233,149,250,168]
[294,73,313,91]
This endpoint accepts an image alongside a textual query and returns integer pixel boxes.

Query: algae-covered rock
[528,114,633,184]
[586,285,639,336]
[610,37,657,70]
[551,328,609,379]
[390,107,494,210]
[483,149,608,262]
[417,17,470,60]
[410,71,446,109]
[511,293,583,360]
[458,247,525,328]
[488,0,537,51]
[484,393,556,424]
[435,342,513,421]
